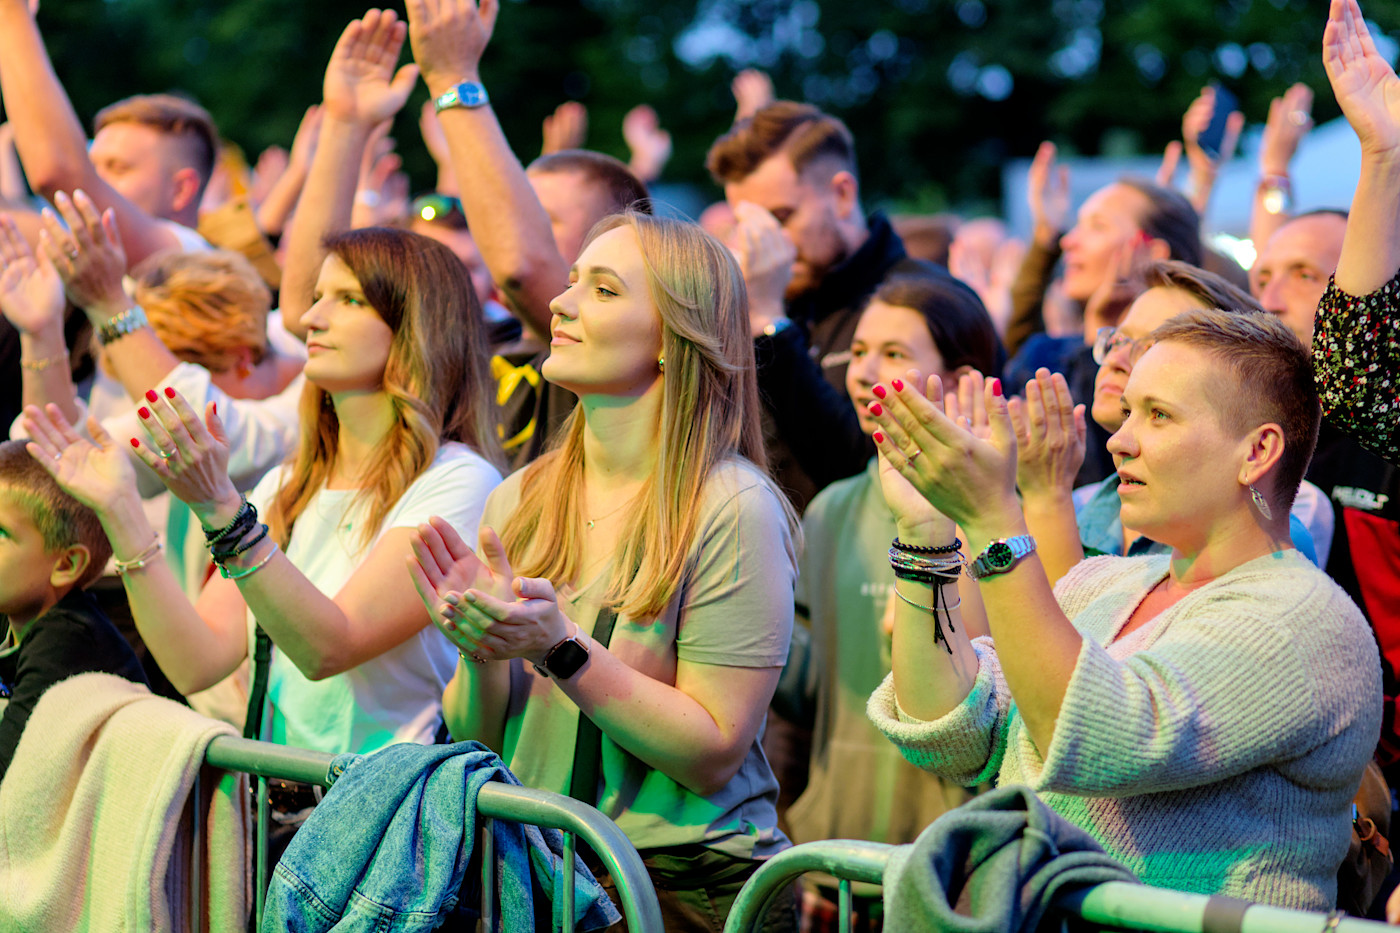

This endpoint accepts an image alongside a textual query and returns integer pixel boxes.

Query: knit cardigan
[868,550,1382,911]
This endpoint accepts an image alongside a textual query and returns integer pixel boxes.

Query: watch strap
[967,535,1037,581]
[568,606,616,805]
[97,305,149,346]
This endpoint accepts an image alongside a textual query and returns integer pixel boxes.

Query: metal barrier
[198,734,664,931]
[721,839,1397,933]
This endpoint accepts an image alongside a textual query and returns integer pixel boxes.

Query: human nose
[1060,225,1080,252]
[1257,276,1286,315]
[1106,416,1137,460]
[300,296,328,333]
[549,287,576,322]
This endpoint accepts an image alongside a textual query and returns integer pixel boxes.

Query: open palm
[323,10,419,126]
[0,221,63,335]
[1325,0,1400,156]
[23,406,137,516]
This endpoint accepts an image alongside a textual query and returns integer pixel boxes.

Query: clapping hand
[0,214,64,336]
[22,403,137,516]
[1008,368,1086,501]
[408,518,570,664]
[130,387,243,528]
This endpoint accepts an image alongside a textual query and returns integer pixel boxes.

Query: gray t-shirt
[486,458,795,858]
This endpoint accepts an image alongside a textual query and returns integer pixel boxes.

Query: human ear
[830,170,859,221]
[1145,237,1172,262]
[170,167,203,214]
[1239,423,1286,488]
[48,545,91,590]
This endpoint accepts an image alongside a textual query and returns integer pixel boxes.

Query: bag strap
[568,606,616,805]
[242,626,272,740]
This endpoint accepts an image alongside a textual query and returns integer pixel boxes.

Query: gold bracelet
[20,353,67,372]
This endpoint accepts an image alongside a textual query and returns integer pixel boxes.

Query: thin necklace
[586,497,631,530]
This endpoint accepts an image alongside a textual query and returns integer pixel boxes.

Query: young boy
[0,440,147,780]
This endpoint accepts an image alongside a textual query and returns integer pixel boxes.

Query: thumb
[390,63,420,101]
[205,401,229,446]
[479,525,513,579]
[513,575,557,603]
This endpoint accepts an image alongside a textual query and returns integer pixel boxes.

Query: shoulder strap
[242,626,273,740]
[568,606,616,805]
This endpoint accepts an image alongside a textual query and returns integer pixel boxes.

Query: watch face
[546,638,589,679]
[986,541,1015,570]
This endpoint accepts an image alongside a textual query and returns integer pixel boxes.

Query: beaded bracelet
[219,542,280,581]
[114,537,163,576]
[212,523,269,563]
[892,537,961,555]
[204,497,254,545]
[19,353,67,372]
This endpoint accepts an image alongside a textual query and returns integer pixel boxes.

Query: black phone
[1198,83,1239,159]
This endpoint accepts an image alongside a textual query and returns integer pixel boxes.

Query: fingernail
[129,438,140,448]
[138,407,150,419]
[444,593,460,605]
[991,378,1003,397]
[873,431,885,444]
[164,387,176,399]
[873,385,886,399]
[212,402,217,415]
[892,379,905,392]
[464,592,478,604]
[145,389,158,403]
[869,402,883,416]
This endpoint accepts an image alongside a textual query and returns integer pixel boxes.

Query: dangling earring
[658,355,665,373]
[1250,484,1273,520]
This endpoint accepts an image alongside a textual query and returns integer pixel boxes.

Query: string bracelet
[892,537,961,555]
[894,587,962,615]
[219,542,280,581]
[211,523,270,563]
[204,497,255,546]
[114,537,163,576]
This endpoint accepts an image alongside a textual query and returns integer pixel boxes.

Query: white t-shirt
[247,441,502,754]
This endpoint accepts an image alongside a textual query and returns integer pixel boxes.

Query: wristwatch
[966,535,1037,581]
[532,626,590,680]
[97,305,149,346]
[434,80,490,113]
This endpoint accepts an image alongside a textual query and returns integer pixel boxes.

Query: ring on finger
[155,446,175,460]
[906,449,922,462]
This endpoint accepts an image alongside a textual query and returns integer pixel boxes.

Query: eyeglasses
[1093,326,1155,366]
[411,193,467,228]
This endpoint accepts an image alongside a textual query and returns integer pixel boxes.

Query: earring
[1249,484,1273,521]
[658,355,665,373]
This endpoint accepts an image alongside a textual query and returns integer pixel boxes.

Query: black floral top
[1313,271,1400,462]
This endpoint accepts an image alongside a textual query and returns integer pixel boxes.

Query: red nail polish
[164,387,176,399]
[138,407,150,419]
[892,379,905,392]
[129,438,140,448]
[873,385,886,399]
[870,402,883,416]
[145,389,158,403]
[991,378,1003,397]
[873,431,885,444]
[212,402,217,416]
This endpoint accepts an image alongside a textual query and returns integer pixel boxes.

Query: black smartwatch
[532,627,590,680]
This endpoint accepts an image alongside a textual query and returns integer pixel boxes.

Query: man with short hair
[707,101,956,508]
[0,1,215,263]
[1253,210,1400,772]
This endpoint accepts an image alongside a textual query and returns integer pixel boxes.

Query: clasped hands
[408,517,570,667]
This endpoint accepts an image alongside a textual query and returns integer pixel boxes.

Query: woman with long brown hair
[409,210,800,932]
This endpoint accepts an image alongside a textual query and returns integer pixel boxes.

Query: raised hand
[323,9,420,127]
[623,104,672,184]
[22,404,138,515]
[1008,368,1086,500]
[1260,83,1314,177]
[405,0,498,96]
[1181,86,1244,214]
[732,69,774,123]
[542,100,588,156]
[729,200,795,334]
[129,386,242,526]
[1027,141,1070,247]
[0,213,63,335]
[39,189,129,321]
[1324,0,1400,158]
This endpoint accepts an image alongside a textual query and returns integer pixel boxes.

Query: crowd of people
[2,0,1400,927]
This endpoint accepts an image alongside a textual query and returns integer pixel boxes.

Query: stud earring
[658,355,665,373]
[1249,484,1273,521]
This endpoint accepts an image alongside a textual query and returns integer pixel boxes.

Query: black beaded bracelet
[205,497,255,545]
[212,523,270,563]
[892,537,961,555]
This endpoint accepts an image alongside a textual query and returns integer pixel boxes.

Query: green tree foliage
[11,0,1400,214]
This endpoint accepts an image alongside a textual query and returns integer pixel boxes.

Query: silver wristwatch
[966,535,1037,581]
[97,305,149,346]
[433,80,490,113]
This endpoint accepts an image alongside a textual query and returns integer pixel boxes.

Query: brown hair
[132,249,272,371]
[500,211,798,618]
[267,228,503,551]
[1150,307,1319,514]
[1140,260,1262,315]
[870,274,999,377]
[706,101,856,184]
[527,150,652,216]
[0,441,111,589]
[95,94,219,189]
[1116,178,1202,268]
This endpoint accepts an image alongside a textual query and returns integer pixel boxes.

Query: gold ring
[156,447,175,460]
[1288,110,1309,127]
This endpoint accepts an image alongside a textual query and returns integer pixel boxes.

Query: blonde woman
[409,211,800,932]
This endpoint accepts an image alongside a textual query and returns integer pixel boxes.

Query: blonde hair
[501,212,798,619]
[133,249,271,372]
[267,228,503,551]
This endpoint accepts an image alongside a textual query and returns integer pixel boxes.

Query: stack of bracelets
[204,495,281,581]
[888,537,964,654]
